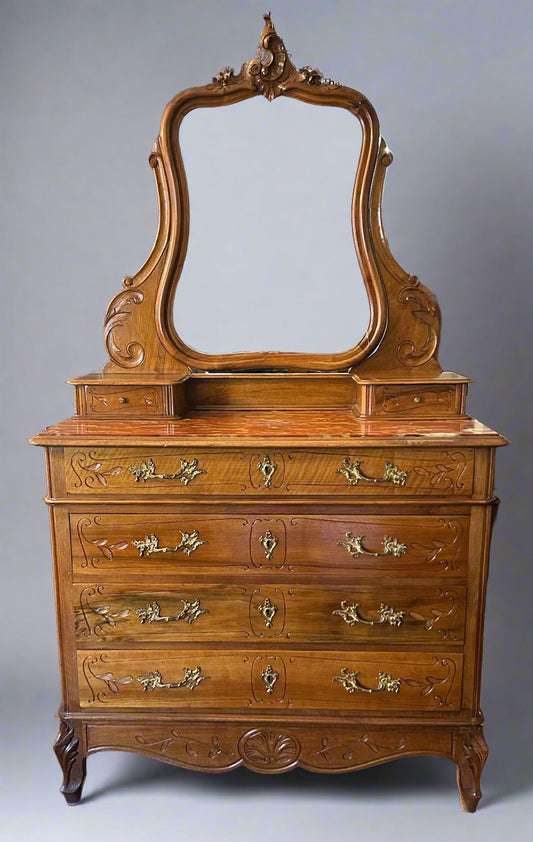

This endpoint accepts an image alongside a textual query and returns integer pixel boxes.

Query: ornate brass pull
[336,457,409,487]
[257,454,277,488]
[338,532,407,559]
[128,457,206,486]
[132,530,206,557]
[261,664,279,694]
[137,666,209,691]
[136,599,208,625]
[333,600,404,627]
[258,597,278,628]
[259,529,279,560]
[333,668,401,694]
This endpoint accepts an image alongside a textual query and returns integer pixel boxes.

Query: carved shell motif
[240,729,300,771]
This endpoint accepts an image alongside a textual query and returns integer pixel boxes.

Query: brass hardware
[333,668,401,694]
[257,454,277,488]
[261,664,279,694]
[259,529,279,560]
[332,600,404,627]
[338,532,407,559]
[132,530,206,557]
[336,458,409,487]
[258,597,278,629]
[413,396,421,403]
[118,397,128,404]
[136,599,208,625]
[128,457,206,485]
[137,666,209,691]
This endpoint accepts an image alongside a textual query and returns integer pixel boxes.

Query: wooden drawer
[77,649,463,711]
[64,446,474,497]
[82,385,169,416]
[372,385,462,418]
[74,583,466,644]
[70,512,469,578]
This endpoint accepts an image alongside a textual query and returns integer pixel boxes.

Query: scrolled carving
[104,290,145,368]
[53,719,86,804]
[239,729,301,771]
[402,657,457,707]
[408,518,464,572]
[413,450,468,491]
[77,586,131,637]
[396,278,441,367]
[70,451,124,488]
[454,727,488,812]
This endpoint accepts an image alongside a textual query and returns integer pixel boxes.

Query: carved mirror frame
[103,14,442,376]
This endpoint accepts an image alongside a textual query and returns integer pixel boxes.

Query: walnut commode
[31,15,506,810]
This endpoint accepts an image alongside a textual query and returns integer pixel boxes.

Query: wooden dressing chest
[31,14,506,810]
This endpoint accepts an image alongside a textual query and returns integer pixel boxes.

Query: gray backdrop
[2,1,532,839]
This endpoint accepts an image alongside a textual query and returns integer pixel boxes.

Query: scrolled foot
[53,718,87,806]
[454,726,488,812]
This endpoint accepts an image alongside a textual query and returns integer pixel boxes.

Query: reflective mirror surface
[173,96,370,355]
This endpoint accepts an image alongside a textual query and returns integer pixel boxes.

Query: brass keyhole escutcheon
[259,529,279,560]
[258,597,278,629]
[257,454,277,488]
[261,664,279,694]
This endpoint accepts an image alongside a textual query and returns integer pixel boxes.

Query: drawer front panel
[74,584,466,644]
[71,513,469,577]
[64,447,474,497]
[372,385,460,418]
[77,650,463,711]
[84,385,167,416]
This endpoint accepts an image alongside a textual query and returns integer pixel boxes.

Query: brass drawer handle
[137,666,209,691]
[338,532,407,559]
[128,457,206,485]
[336,458,409,487]
[257,454,277,488]
[333,668,401,694]
[333,600,404,627]
[136,599,208,625]
[132,530,206,557]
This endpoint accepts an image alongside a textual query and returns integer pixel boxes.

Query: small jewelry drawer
[78,385,170,417]
[64,446,474,497]
[77,649,463,711]
[70,512,470,578]
[73,583,466,645]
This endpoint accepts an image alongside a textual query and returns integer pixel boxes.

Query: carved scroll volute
[102,13,401,374]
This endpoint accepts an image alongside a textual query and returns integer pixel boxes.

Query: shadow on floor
[84,753,458,805]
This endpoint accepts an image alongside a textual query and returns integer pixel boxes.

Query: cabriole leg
[53,718,87,805]
[453,726,488,812]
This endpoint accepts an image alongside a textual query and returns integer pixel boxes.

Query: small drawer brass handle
[333,668,401,694]
[118,397,128,404]
[128,457,206,486]
[132,530,206,557]
[338,532,407,559]
[137,666,209,691]
[336,458,409,487]
[333,600,404,627]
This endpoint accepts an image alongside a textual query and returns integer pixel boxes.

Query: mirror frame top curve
[103,14,442,376]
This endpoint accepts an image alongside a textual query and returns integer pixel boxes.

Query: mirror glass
[173,96,370,355]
